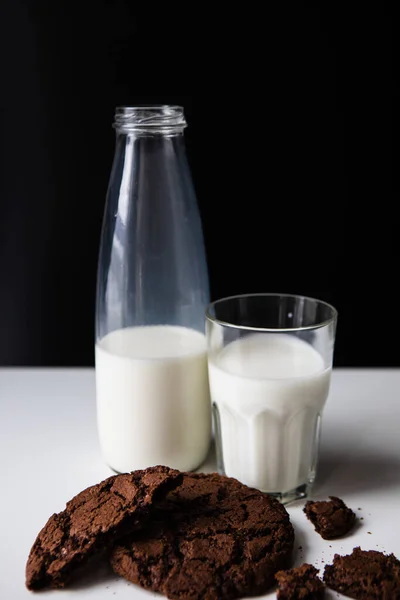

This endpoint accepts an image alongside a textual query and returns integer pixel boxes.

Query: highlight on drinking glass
[206,293,338,503]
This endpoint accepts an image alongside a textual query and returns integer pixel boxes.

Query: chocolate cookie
[275,564,325,599]
[323,546,400,599]
[25,466,182,591]
[110,472,295,599]
[303,496,356,539]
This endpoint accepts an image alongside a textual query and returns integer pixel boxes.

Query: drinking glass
[206,293,337,503]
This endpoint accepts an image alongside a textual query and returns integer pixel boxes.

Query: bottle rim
[113,105,187,133]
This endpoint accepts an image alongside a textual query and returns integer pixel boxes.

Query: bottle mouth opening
[113,105,187,132]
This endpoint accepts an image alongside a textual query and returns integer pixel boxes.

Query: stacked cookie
[26,467,295,598]
[25,466,183,590]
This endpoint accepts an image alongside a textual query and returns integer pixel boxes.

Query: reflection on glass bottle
[95,106,211,474]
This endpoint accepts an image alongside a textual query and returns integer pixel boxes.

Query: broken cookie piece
[275,563,325,599]
[323,546,400,599]
[25,466,182,590]
[303,496,356,539]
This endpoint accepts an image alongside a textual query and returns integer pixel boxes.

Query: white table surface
[1,368,399,599]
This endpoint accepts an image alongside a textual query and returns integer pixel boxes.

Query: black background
[0,2,395,367]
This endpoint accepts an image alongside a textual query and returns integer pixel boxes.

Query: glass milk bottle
[95,105,211,473]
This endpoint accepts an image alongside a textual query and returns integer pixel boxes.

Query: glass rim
[205,292,338,333]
